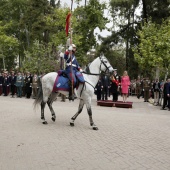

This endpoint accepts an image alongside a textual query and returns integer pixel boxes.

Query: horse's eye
[104,61,107,63]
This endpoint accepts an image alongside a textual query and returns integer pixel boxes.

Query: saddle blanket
[52,70,85,92]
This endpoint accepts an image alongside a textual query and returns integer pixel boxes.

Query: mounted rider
[64,44,85,100]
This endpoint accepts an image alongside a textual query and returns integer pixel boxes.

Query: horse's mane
[84,63,91,73]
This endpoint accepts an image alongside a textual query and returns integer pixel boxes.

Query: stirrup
[68,95,74,101]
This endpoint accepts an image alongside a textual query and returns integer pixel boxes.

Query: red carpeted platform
[97,100,133,108]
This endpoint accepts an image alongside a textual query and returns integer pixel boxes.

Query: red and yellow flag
[65,12,71,37]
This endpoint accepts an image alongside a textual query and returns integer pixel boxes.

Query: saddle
[52,70,84,92]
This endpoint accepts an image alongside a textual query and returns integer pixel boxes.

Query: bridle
[83,56,112,76]
[80,56,112,95]
[99,56,113,74]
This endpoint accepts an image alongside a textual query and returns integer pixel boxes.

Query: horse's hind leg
[70,99,84,126]
[41,101,48,124]
[86,103,98,130]
[47,96,56,122]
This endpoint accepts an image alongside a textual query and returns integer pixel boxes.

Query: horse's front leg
[70,99,84,126]
[41,101,48,124]
[47,99,56,122]
[86,103,98,130]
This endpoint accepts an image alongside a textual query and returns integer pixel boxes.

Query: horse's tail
[33,79,43,110]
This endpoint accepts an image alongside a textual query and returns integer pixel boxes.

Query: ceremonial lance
[65,0,74,99]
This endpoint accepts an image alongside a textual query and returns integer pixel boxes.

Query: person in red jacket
[110,74,119,102]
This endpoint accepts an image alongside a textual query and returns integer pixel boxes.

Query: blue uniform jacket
[64,52,80,72]
[63,51,84,85]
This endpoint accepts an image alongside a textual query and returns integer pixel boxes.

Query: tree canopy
[133,20,170,78]
[0,0,169,79]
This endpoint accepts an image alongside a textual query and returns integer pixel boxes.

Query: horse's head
[99,54,114,74]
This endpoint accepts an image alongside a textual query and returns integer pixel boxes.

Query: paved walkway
[0,95,170,170]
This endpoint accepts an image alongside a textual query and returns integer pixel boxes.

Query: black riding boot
[69,87,74,101]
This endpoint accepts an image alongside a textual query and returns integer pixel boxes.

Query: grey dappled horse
[34,54,114,130]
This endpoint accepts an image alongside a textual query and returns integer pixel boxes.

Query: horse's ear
[100,52,104,57]
[100,52,105,59]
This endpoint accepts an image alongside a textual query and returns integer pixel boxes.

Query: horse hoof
[51,117,55,122]
[70,122,74,126]
[93,127,98,130]
[42,121,48,124]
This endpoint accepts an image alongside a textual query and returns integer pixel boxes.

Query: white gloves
[68,46,73,51]
[79,69,83,73]
[59,52,64,58]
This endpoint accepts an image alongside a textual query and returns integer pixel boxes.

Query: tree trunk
[155,66,160,79]
[142,0,147,24]
[126,9,131,71]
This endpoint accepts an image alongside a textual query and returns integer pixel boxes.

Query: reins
[79,81,95,98]
[82,71,100,76]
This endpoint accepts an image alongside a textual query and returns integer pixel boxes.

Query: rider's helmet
[72,44,76,48]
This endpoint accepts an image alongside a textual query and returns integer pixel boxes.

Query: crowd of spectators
[0,70,44,99]
[95,71,170,111]
[129,78,163,102]
[1,69,170,111]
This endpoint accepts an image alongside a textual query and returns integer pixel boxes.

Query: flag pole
[70,0,74,100]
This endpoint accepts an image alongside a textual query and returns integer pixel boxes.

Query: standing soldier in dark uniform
[143,77,151,102]
[136,76,141,99]
[22,72,26,97]
[161,79,168,110]
[6,71,10,95]
[2,72,9,96]
[9,71,16,97]
[166,79,170,111]
[95,77,102,101]
[101,74,110,101]
[140,78,144,98]
[0,72,3,95]
[25,72,32,98]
